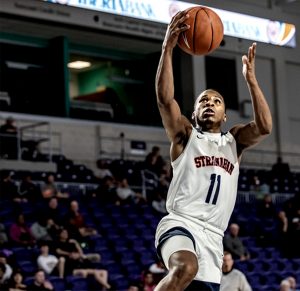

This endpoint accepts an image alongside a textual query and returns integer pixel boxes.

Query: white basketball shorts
[155,212,224,284]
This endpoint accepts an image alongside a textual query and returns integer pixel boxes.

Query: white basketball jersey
[166,127,239,233]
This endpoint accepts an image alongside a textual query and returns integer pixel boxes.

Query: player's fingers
[242,55,248,65]
[248,46,252,62]
[171,10,187,22]
[252,43,257,60]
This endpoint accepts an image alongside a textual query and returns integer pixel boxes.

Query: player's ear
[192,111,196,120]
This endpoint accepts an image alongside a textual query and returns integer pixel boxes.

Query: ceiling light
[68,61,91,69]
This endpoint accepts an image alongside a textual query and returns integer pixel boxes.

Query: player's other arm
[230,43,272,157]
[156,11,191,160]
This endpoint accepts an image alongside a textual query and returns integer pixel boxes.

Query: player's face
[193,90,226,130]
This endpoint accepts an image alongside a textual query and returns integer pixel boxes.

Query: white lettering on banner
[3,0,296,47]
[75,0,156,18]
[43,0,296,47]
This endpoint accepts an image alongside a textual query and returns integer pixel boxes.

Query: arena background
[0,0,300,290]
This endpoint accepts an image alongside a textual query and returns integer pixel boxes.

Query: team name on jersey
[194,155,234,175]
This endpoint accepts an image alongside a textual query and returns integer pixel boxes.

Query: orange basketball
[177,6,224,55]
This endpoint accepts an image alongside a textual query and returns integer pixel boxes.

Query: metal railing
[0,118,62,161]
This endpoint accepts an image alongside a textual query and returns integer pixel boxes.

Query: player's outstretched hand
[163,11,190,50]
[242,42,257,82]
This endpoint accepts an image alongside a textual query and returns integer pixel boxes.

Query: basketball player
[154,11,272,291]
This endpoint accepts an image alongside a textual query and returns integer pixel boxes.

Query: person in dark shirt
[28,270,54,291]
[0,117,18,159]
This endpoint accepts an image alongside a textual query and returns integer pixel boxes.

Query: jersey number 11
[205,174,221,205]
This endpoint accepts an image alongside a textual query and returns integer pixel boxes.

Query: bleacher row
[0,155,300,290]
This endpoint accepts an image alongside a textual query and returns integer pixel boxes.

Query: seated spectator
[54,228,110,289]
[19,173,40,203]
[148,259,167,284]
[41,174,69,200]
[144,146,165,176]
[0,253,13,286]
[223,223,250,261]
[127,281,142,291]
[0,117,18,159]
[220,252,252,291]
[115,178,146,206]
[277,210,289,256]
[142,271,156,291]
[94,159,114,181]
[7,270,27,291]
[37,242,65,279]
[93,175,118,204]
[0,171,19,202]
[0,117,40,160]
[44,197,64,227]
[0,219,8,247]
[27,269,54,291]
[256,194,277,219]
[280,279,292,291]
[0,262,9,290]
[151,192,167,215]
[66,200,98,238]
[249,175,270,198]
[286,276,299,291]
[30,216,52,242]
[9,213,35,247]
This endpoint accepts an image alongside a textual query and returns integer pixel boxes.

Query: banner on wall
[42,0,296,48]
[1,0,296,47]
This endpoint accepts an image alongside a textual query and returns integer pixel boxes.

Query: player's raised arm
[230,43,273,157]
[155,11,191,146]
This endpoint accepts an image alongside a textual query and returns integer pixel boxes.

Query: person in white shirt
[220,252,252,291]
[37,242,65,279]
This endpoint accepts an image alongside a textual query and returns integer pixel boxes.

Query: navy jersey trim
[185,280,220,291]
[156,226,196,266]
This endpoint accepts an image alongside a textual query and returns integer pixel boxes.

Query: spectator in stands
[44,197,64,227]
[0,253,13,286]
[0,171,19,202]
[142,271,157,291]
[223,223,250,261]
[30,216,52,242]
[115,177,146,206]
[7,270,27,291]
[277,210,289,256]
[280,279,292,291]
[151,191,167,215]
[94,159,114,181]
[41,174,69,200]
[286,276,299,291]
[0,117,18,159]
[9,213,35,247]
[249,175,270,199]
[28,269,54,291]
[37,241,65,279]
[54,228,100,271]
[220,252,252,291]
[19,173,40,202]
[144,146,165,176]
[148,259,167,284]
[0,219,8,247]
[128,281,142,291]
[0,262,9,290]
[271,156,290,179]
[54,228,110,289]
[289,207,300,257]
[93,175,118,204]
[66,200,98,238]
[256,193,277,219]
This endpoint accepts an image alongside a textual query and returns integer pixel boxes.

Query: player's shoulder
[229,124,245,137]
